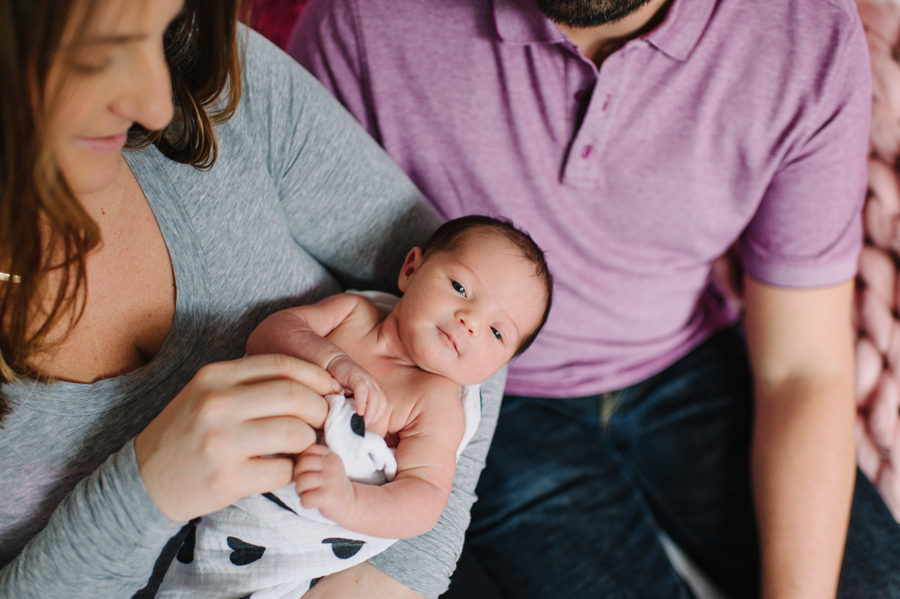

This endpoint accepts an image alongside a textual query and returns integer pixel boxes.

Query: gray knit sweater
[0,28,503,599]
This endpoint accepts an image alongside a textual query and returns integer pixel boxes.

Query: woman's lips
[76,131,129,153]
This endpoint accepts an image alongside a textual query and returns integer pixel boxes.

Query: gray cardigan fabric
[0,28,503,599]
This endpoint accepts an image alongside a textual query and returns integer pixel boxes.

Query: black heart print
[322,537,366,559]
[227,536,266,566]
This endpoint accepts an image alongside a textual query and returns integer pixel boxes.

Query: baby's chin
[440,367,502,387]
[412,359,469,387]
[410,346,503,386]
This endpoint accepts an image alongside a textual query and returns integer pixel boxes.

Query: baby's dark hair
[421,215,553,357]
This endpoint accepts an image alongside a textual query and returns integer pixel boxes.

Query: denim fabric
[468,326,900,598]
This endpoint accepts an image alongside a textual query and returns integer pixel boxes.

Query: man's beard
[534,0,656,27]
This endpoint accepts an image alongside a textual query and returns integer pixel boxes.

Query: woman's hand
[134,354,337,522]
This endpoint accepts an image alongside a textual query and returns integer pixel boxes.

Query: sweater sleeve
[243,26,442,291]
[0,29,441,599]
[287,0,383,143]
[0,442,184,599]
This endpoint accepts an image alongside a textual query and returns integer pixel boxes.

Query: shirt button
[581,145,593,158]
[574,90,587,103]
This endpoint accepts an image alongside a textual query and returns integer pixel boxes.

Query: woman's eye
[66,49,113,75]
[69,58,113,75]
[451,281,466,296]
[492,327,502,341]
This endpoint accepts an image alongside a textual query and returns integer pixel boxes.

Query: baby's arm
[295,386,466,538]
[246,294,386,424]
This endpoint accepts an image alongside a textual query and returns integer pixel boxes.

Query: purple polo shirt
[289,0,870,397]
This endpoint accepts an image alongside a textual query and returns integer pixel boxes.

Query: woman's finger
[229,353,339,396]
[236,416,319,458]
[224,378,329,427]
[233,456,297,499]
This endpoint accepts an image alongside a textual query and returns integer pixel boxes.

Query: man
[289,0,900,596]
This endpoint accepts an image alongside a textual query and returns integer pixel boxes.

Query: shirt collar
[492,0,569,44]
[492,0,717,62]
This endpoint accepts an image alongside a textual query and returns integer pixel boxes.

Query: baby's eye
[492,327,502,341]
[451,280,466,297]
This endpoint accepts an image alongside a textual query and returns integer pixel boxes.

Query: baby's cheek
[483,350,511,378]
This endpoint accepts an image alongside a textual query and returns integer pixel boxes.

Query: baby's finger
[300,444,330,458]
[298,487,325,510]
[294,454,323,476]
[364,389,386,426]
[354,387,368,417]
[295,471,324,495]
[294,447,329,477]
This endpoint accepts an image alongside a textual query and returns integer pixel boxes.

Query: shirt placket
[561,44,626,189]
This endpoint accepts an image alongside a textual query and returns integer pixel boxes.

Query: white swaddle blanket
[157,386,481,599]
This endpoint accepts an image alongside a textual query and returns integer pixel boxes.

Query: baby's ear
[398,247,424,292]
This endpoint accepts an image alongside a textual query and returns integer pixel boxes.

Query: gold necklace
[0,272,21,283]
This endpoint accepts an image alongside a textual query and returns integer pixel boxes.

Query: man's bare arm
[744,276,856,599]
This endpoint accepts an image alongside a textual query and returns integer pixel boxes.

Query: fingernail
[332,380,342,393]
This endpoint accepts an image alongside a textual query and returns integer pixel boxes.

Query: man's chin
[534,0,655,28]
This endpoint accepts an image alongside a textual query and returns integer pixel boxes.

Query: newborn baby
[158,215,553,598]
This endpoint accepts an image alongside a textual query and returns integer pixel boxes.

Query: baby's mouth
[439,328,458,353]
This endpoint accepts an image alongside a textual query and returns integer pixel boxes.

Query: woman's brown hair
[0,0,243,422]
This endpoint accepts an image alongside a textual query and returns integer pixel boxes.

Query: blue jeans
[467,326,900,598]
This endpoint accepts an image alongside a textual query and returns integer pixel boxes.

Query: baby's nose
[458,315,476,336]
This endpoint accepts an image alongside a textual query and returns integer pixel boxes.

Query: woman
[0,0,499,596]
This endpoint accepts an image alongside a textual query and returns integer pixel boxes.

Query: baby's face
[394,232,546,385]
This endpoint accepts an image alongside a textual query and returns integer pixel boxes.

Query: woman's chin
[61,153,123,196]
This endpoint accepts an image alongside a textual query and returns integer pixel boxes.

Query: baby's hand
[294,444,355,524]
[325,354,386,426]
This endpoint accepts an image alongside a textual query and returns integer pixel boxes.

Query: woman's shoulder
[214,25,373,178]
[231,25,346,132]
[238,25,319,100]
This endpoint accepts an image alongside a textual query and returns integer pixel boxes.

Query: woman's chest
[32,166,175,382]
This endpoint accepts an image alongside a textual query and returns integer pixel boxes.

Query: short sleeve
[238,27,442,291]
[740,10,870,289]
[287,0,383,142]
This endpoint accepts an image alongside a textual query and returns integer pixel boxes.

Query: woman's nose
[112,42,174,131]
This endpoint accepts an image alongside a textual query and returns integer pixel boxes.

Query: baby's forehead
[448,228,526,257]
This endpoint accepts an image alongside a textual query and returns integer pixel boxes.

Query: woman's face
[45,0,184,195]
